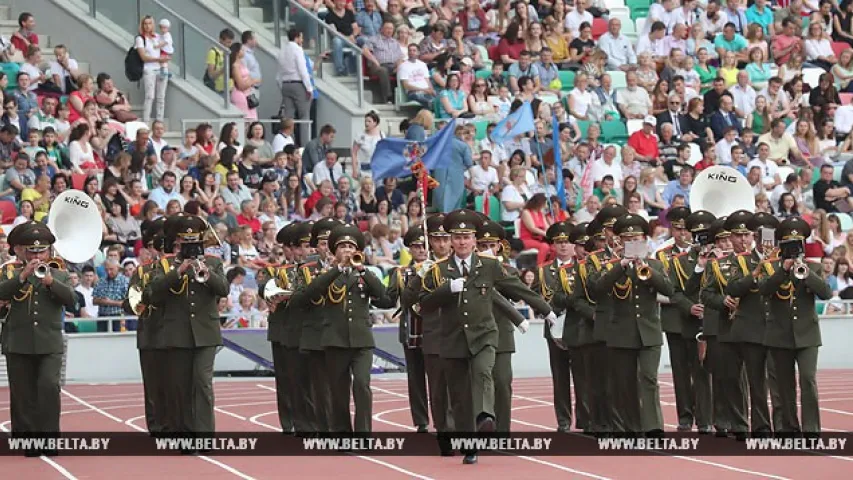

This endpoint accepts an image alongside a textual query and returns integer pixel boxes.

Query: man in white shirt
[730,70,757,119]
[758,77,794,120]
[49,45,79,94]
[312,150,345,187]
[644,0,677,35]
[276,27,313,146]
[565,0,594,38]
[149,120,168,163]
[617,72,653,119]
[598,18,637,71]
[670,0,697,27]
[77,266,98,318]
[271,118,295,153]
[748,142,782,189]
[241,30,263,101]
[397,43,435,108]
[148,171,182,210]
[636,21,669,60]
[466,150,500,198]
[592,145,624,189]
[150,146,185,189]
[714,127,739,166]
[701,0,729,39]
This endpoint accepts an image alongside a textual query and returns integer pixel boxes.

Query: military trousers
[403,346,429,429]
[444,345,496,433]
[304,349,331,432]
[325,347,374,433]
[769,347,820,433]
[546,335,572,431]
[5,353,62,434]
[271,343,294,433]
[610,346,664,433]
[666,332,694,428]
[139,348,167,433]
[716,341,755,434]
[766,353,784,432]
[738,342,772,433]
[706,336,732,431]
[284,347,314,433]
[683,338,712,429]
[493,351,513,432]
[424,353,453,433]
[570,345,589,431]
[167,347,217,434]
[586,342,613,432]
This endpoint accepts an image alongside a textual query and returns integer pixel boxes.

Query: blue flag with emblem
[489,101,535,144]
[552,114,566,210]
[370,119,457,182]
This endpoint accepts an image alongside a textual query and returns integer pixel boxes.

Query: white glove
[450,278,465,293]
[545,311,557,327]
[518,320,530,334]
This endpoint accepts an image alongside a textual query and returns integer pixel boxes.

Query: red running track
[2,371,853,479]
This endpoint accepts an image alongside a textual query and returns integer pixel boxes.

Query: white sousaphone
[689,165,756,218]
[46,189,105,298]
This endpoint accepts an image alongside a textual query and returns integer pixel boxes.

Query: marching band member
[148,215,229,439]
[723,210,773,439]
[475,219,537,433]
[262,222,300,434]
[291,223,386,433]
[585,204,627,434]
[379,226,430,432]
[0,222,76,456]
[296,218,341,432]
[597,214,674,435]
[758,217,831,436]
[124,217,167,435]
[420,209,554,464]
[534,221,585,433]
[547,222,596,434]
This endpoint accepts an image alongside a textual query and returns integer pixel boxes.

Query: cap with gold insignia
[142,216,167,249]
[426,213,449,237]
[175,214,208,244]
[276,222,295,246]
[666,206,691,229]
[310,217,343,247]
[404,226,427,247]
[290,221,314,247]
[596,204,629,228]
[614,213,650,237]
[328,223,365,251]
[709,217,731,240]
[724,210,753,235]
[17,223,56,252]
[776,217,811,242]
[7,220,40,255]
[545,221,573,243]
[477,219,506,243]
[443,209,482,234]
[163,212,187,250]
[685,210,716,233]
[570,222,590,246]
[587,218,605,240]
[748,211,780,232]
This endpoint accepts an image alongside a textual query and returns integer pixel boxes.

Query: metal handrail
[87,0,231,109]
[230,0,365,107]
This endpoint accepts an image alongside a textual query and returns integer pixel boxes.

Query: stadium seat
[475,69,491,80]
[474,120,489,141]
[635,17,647,35]
[608,70,627,89]
[604,0,627,8]
[619,16,636,35]
[0,63,20,90]
[610,7,630,18]
[841,93,853,105]
[558,70,576,91]
[601,120,629,143]
[577,120,592,138]
[592,18,608,40]
[688,142,702,166]
[75,320,100,333]
[0,200,16,224]
[394,78,421,112]
[474,194,501,222]
[833,42,849,59]
[834,213,853,232]
[802,68,824,90]
[626,119,644,135]
[631,8,650,21]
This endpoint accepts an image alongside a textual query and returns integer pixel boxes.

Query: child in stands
[158,19,174,79]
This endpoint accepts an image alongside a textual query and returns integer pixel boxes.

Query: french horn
[127,285,145,315]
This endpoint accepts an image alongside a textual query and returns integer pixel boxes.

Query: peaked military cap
[685,210,716,233]
[328,223,365,251]
[666,206,691,229]
[545,221,573,243]
[443,209,481,234]
[477,219,507,242]
[709,217,731,240]
[311,217,343,247]
[570,222,591,245]
[614,213,650,237]
[426,213,449,236]
[404,226,427,247]
[748,211,780,232]
[175,215,207,243]
[724,210,754,235]
[776,217,811,241]
[17,223,56,252]
[291,221,314,246]
[597,204,629,228]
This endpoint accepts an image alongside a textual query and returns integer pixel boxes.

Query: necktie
[330,166,336,187]
[724,113,732,126]
[673,113,681,136]
[461,259,469,278]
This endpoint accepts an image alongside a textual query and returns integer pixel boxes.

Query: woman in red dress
[519,193,553,264]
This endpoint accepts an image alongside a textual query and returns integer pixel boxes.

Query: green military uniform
[292,224,386,433]
[597,214,674,433]
[476,219,529,433]
[123,217,167,434]
[409,214,454,441]
[723,211,772,436]
[549,222,595,433]
[420,210,551,463]
[379,227,429,431]
[148,215,229,435]
[0,223,76,448]
[295,219,341,432]
[758,218,831,434]
[261,223,301,433]
[657,207,698,430]
[584,206,624,433]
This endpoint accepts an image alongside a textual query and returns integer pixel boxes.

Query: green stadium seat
[558,70,575,91]
[75,319,100,333]
[474,120,489,141]
[0,63,20,89]
[577,120,591,138]
[475,69,491,80]
[474,194,502,223]
[601,120,629,144]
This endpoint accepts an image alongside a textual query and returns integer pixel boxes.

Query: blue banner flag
[552,115,566,210]
[489,101,535,144]
[370,119,457,182]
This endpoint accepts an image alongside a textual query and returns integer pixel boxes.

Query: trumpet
[34,258,65,278]
[636,261,652,281]
[188,259,209,283]
[349,251,364,267]
[793,258,809,280]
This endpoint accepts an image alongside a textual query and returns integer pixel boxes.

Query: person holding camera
[148,214,228,440]
[758,217,832,436]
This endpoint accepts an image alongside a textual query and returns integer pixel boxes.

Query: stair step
[0,5,10,22]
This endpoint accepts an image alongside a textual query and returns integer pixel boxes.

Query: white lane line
[0,421,78,480]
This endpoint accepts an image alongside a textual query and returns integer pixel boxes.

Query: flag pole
[532,134,554,219]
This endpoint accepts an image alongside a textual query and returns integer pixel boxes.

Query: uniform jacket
[148,255,229,349]
[585,248,616,343]
[260,264,301,348]
[380,265,420,346]
[656,246,695,334]
[699,254,736,338]
[724,250,768,345]
[125,262,162,350]
[0,266,76,355]
[292,261,328,351]
[758,261,831,349]
[420,254,550,359]
[551,261,596,348]
[494,264,528,354]
[292,266,385,349]
[597,259,674,349]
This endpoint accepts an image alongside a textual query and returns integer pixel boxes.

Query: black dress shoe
[734,432,747,442]
[677,424,692,432]
[646,430,665,438]
[24,449,42,458]
[416,425,429,433]
[43,449,59,457]
[180,449,198,455]
[556,425,570,433]
[803,432,819,440]
[715,428,729,438]
[476,416,496,433]
[698,426,713,435]
[462,453,478,464]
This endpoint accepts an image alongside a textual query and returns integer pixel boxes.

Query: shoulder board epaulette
[674,251,689,258]
[435,257,449,263]
[476,252,498,259]
[589,249,604,256]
